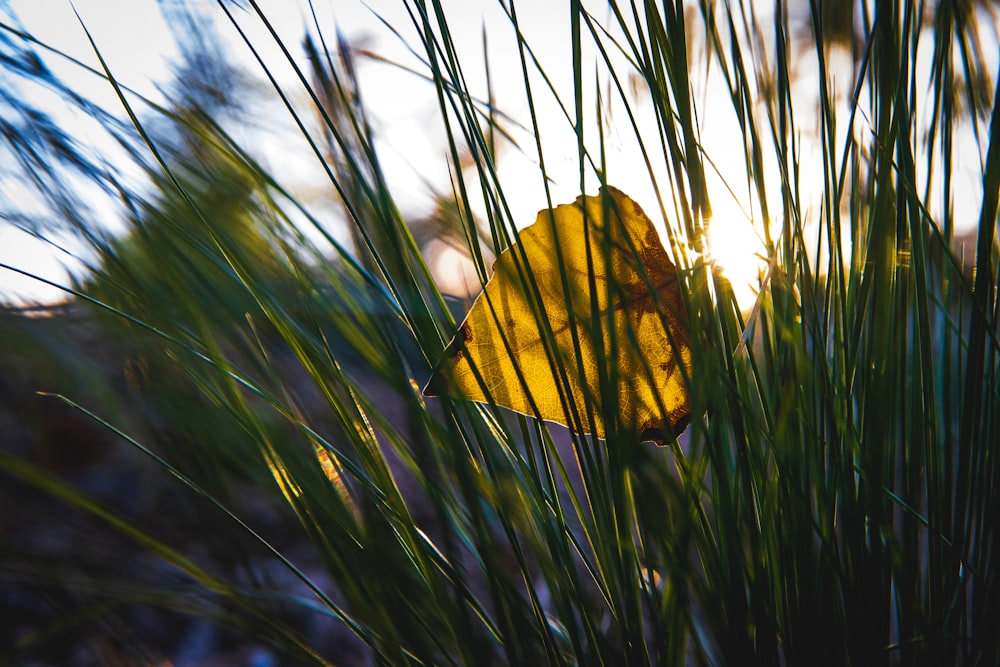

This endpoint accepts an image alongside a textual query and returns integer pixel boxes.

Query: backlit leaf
[425,187,691,443]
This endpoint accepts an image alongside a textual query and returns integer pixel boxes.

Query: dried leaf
[425,187,691,443]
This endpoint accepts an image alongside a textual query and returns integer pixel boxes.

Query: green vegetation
[2,1,998,664]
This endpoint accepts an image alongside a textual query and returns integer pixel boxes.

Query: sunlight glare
[703,198,769,310]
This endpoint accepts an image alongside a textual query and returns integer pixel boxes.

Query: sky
[0,0,575,303]
[0,0,994,306]
[1,0,176,303]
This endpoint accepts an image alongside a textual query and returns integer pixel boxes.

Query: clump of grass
[1,1,998,664]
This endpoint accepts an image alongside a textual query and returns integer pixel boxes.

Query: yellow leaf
[425,186,691,443]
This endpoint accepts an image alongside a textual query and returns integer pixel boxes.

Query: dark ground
[0,302,376,666]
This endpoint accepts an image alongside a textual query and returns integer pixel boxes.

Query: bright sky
[0,0,570,303]
[0,0,993,306]
[1,0,173,303]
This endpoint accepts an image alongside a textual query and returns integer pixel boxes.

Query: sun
[703,199,770,310]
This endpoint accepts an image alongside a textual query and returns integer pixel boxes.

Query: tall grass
[2,0,999,664]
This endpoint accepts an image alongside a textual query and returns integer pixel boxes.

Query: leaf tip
[423,322,472,397]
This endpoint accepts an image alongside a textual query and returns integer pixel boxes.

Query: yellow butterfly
[425,187,691,444]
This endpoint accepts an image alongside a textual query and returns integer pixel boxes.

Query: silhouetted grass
[1,1,998,664]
